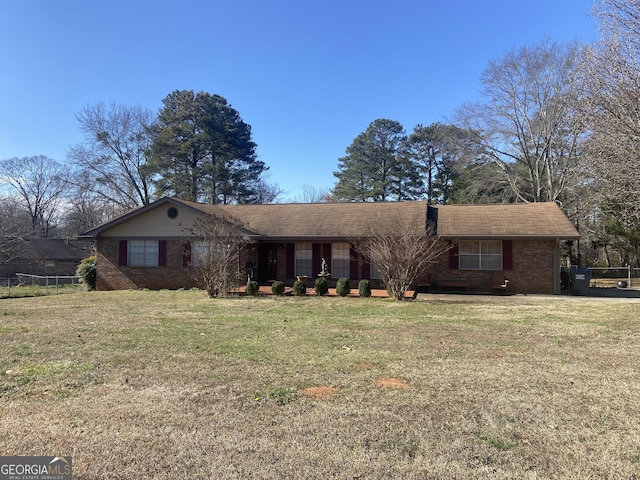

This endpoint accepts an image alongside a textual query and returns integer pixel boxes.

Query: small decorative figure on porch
[318,257,330,279]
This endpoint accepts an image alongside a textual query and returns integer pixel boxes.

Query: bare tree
[58,171,122,237]
[456,39,587,209]
[0,156,70,237]
[577,0,640,223]
[185,213,252,297]
[352,221,450,300]
[69,102,155,209]
[0,196,31,266]
[244,177,283,204]
[289,184,330,203]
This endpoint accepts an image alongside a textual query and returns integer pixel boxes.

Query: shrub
[271,281,285,296]
[245,280,259,296]
[314,277,329,296]
[336,277,350,297]
[358,279,371,298]
[76,256,97,290]
[293,280,307,296]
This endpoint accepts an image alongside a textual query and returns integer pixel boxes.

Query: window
[332,242,350,278]
[128,240,159,266]
[295,242,312,277]
[459,240,502,270]
[44,260,56,274]
[370,262,382,280]
[190,241,210,268]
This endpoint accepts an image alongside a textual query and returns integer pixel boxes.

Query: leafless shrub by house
[352,221,450,300]
[185,213,252,297]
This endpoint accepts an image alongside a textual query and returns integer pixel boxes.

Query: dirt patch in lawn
[374,377,412,389]
[297,386,336,400]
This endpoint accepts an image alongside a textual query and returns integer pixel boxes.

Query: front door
[258,244,278,283]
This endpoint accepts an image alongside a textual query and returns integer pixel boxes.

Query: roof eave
[439,234,582,240]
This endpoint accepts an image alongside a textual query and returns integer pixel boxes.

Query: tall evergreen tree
[404,123,480,204]
[332,119,418,202]
[148,90,268,204]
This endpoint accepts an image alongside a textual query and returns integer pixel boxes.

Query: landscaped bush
[245,280,259,296]
[314,277,329,296]
[293,280,307,296]
[76,256,97,290]
[336,277,350,297]
[358,279,371,298]
[271,281,285,296]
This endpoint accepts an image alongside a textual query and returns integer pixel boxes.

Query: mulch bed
[237,285,415,299]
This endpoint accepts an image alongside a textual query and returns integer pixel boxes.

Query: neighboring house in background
[79,197,580,295]
[0,237,93,279]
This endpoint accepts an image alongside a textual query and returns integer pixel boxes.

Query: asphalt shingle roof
[431,203,580,239]
[80,198,580,240]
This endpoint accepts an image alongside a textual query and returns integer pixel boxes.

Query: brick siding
[428,239,557,294]
[97,238,559,294]
[96,239,198,290]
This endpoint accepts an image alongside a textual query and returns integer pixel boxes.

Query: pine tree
[148,90,268,204]
[332,119,418,202]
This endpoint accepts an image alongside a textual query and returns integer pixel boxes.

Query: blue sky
[1,0,597,201]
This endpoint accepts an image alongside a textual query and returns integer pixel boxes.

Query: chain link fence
[1,273,84,298]
[588,266,637,288]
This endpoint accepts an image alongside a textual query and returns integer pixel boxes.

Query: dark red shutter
[362,257,371,279]
[312,243,321,278]
[448,242,459,270]
[183,241,192,267]
[323,243,332,273]
[502,240,513,270]
[158,240,167,267]
[286,243,295,278]
[350,247,359,279]
[119,240,128,266]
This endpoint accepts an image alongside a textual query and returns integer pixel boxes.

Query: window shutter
[286,243,295,278]
[158,240,167,267]
[502,240,513,270]
[362,257,371,279]
[349,247,359,279]
[323,243,332,272]
[182,241,192,267]
[448,242,459,270]
[312,243,321,278]
[118,240,128,266]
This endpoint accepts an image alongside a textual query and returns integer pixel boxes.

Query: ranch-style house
[79,197,580,295]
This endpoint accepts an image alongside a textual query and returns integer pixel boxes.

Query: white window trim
[331,242,350,279]
[295,242,313,277]
[191,240,210,268]
[459,240,502,271]
[128,240,159,267]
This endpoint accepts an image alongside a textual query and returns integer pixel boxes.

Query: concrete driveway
[415,287,640,303]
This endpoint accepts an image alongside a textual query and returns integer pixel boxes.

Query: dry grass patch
[297,386,336,401]
[1,290,640,478]
[374,377,412,389]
